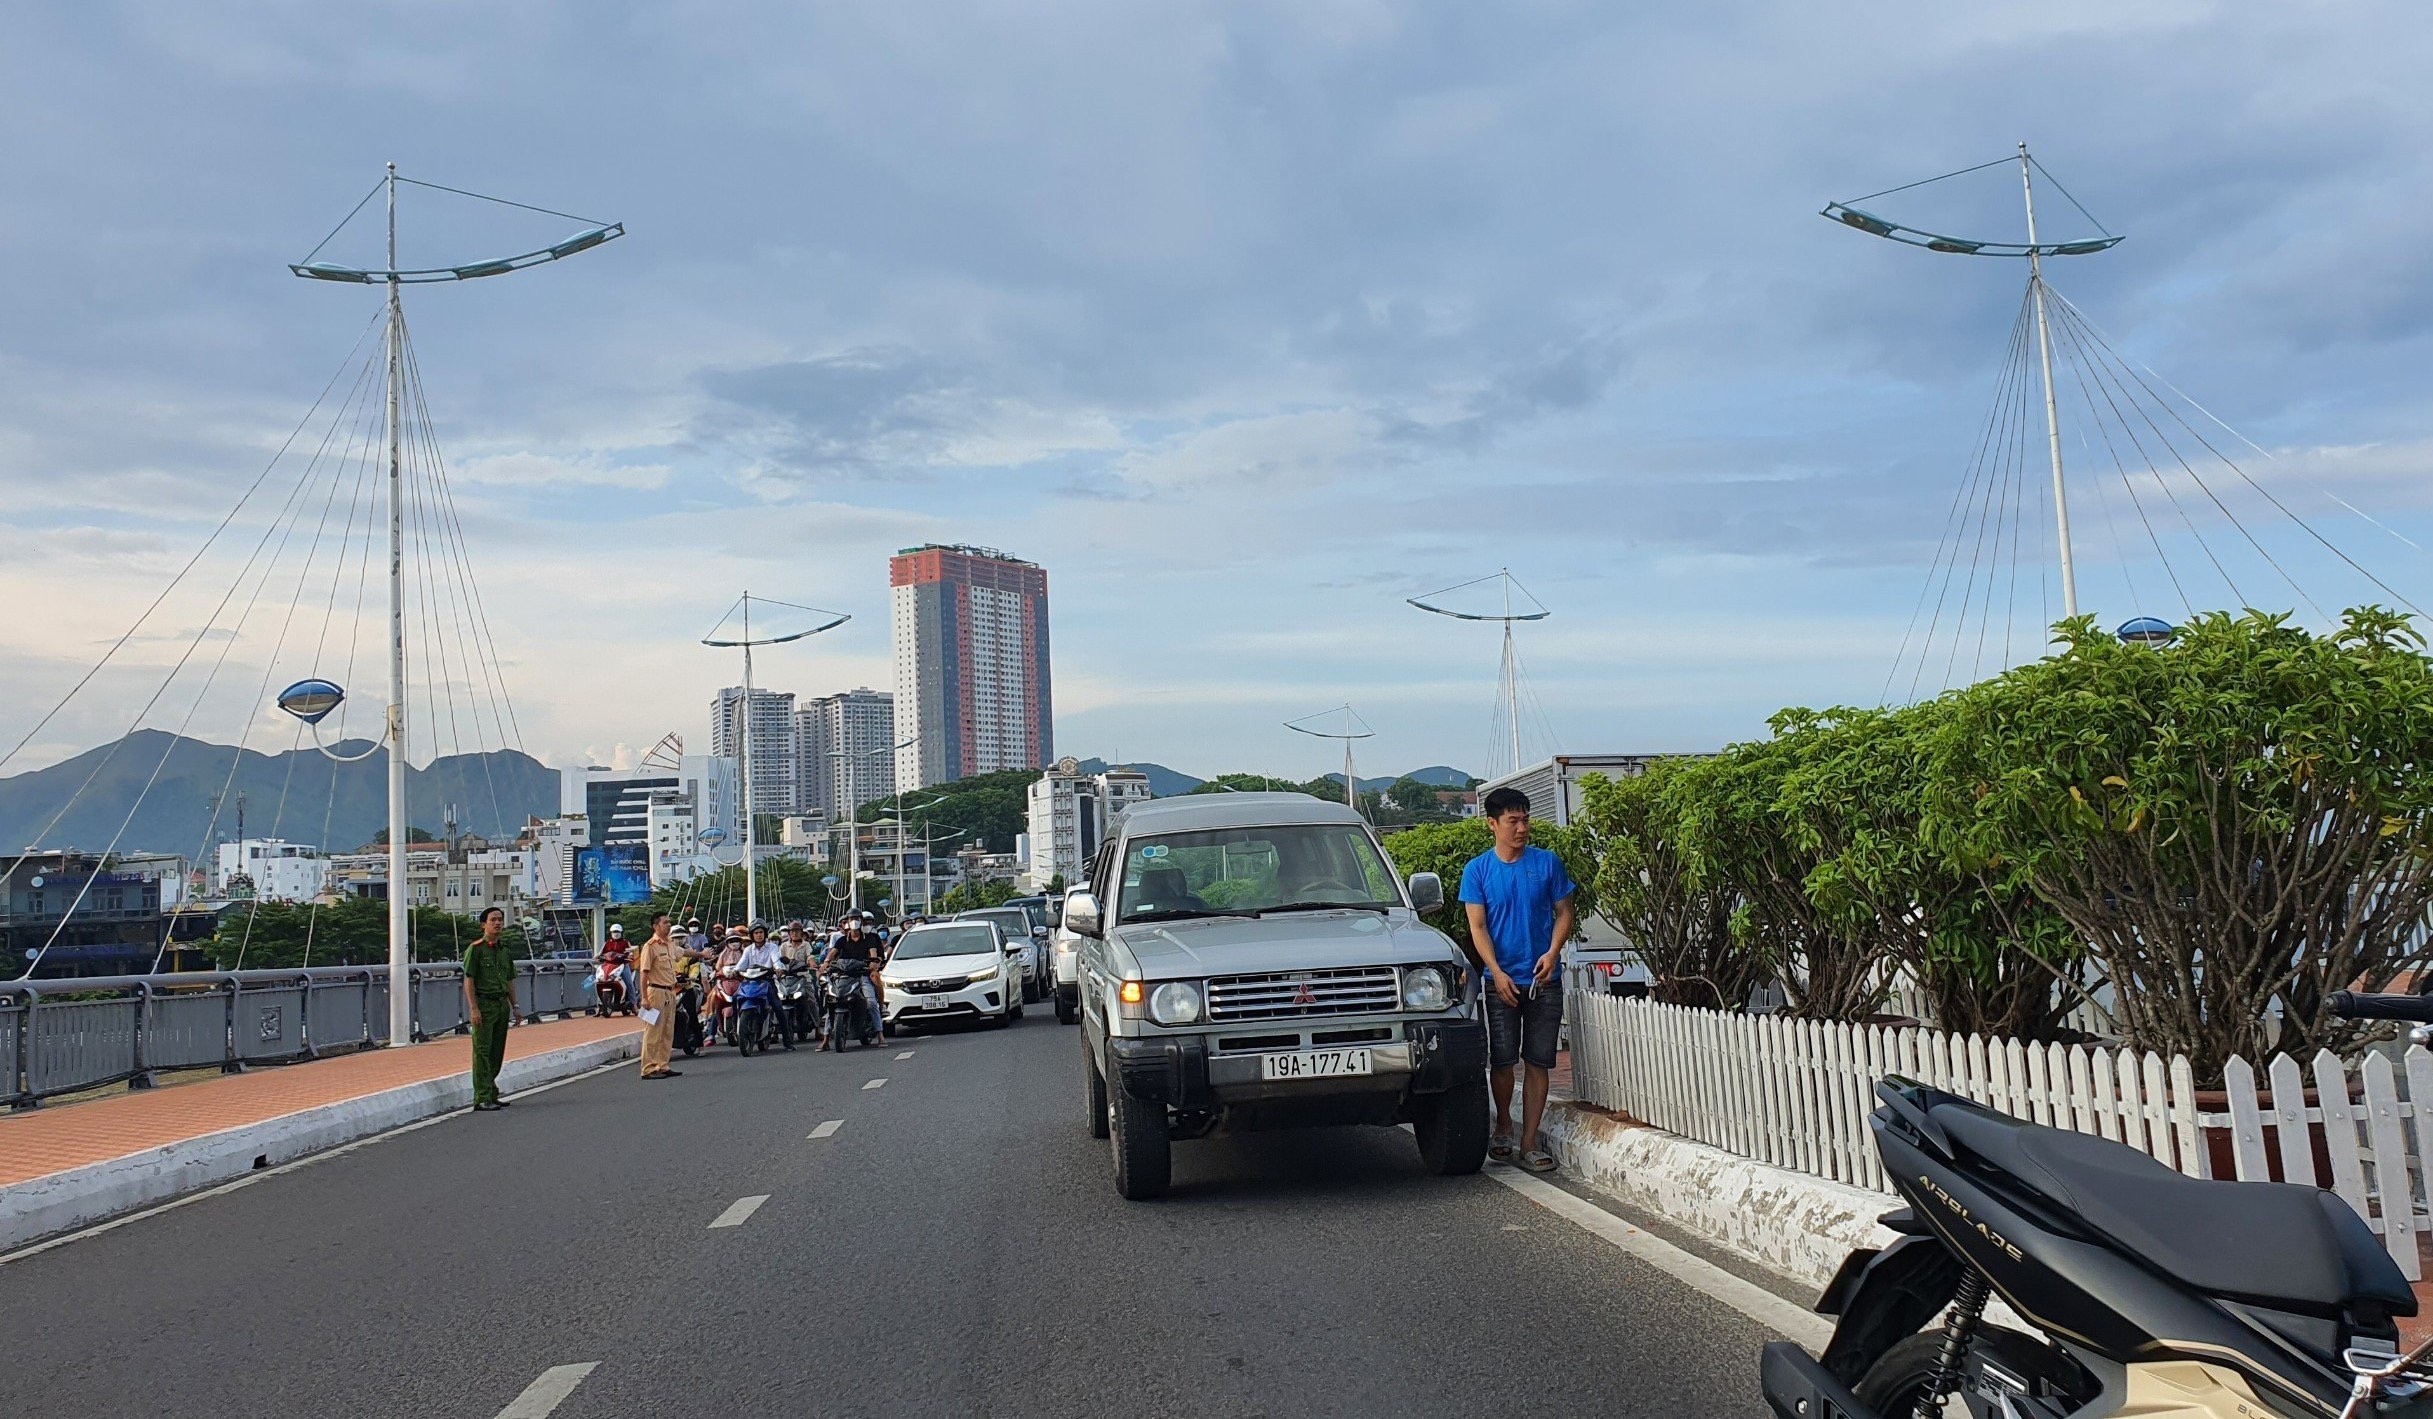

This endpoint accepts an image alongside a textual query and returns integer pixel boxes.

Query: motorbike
[673,968,705,1057]
[824,959,879,1052]
[1760,990,2433,1419]
[777,960,821,1045]
[708,966,743,1048]
[733,965,782,1057]
[593,959,632,1017]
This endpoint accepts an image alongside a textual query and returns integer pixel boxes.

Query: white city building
[561,756,741,870]
[797,688,896,818]
[527,814,588,906]
[214,838,329,902]
[1023,758,1151,890]
[710,686,799,818]
[643,794,700,888]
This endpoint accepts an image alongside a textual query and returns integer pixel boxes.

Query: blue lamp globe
[2117,617,2176,647]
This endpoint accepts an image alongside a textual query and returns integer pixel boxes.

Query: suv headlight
[1148,981,1204,1026]
[1400,965,1452,1012]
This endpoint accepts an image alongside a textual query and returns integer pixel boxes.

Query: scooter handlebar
[2330,990,2433,1024]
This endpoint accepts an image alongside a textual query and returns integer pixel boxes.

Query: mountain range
[0,735,1479,863]
[0,731,557,860]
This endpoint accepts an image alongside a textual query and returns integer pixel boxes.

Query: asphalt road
[1,1010,1778,1417]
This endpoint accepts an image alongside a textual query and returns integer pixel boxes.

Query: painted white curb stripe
[1492,1169,1832,1347]
[862,1078,887,1090]
[709,1195,769,1229]
[496,1362,598,1418]
[808,1120,843,1139]
[894,1051,915,1060]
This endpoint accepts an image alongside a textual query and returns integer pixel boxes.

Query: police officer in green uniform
[463,907,517,1111]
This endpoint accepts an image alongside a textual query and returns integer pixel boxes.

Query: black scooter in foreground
[1763,991,2433,1419]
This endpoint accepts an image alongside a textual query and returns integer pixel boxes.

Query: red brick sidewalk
[0,1015,639,1189]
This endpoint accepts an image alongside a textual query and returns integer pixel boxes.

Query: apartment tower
[889,544,1053,791]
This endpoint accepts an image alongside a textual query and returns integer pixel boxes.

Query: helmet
[608,924,624,937]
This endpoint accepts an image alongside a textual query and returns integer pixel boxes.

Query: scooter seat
[1933,1099,2414,1318]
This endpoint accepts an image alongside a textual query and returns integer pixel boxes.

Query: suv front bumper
[1107,1017,1486,1109]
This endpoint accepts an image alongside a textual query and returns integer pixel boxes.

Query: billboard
[572,842,652,905]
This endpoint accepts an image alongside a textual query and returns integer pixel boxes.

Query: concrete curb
[1539,1101,1898,1293]
[0,1031,639,1251]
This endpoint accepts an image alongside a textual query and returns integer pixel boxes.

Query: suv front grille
[1206,965,1399,1022]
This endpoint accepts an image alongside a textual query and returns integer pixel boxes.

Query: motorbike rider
[822,914,887,1043]
[733,925,793,1050]
[705,927,749,1045]
[595,923,637,1012]
[778,922,824,1043]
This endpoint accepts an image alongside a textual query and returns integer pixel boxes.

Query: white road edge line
[0,1057,632,1268]
[496,1362,599,1419]
[894,1050,914,1060]
[709,1195,769,1229]
[808,1120,843,1139]
[1491,1169,1832,1347]
[862,1077,887,1090]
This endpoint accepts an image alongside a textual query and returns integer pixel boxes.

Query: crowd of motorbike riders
[589,910,906,1056]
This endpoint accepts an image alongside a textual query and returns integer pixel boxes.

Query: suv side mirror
[1063,890,1103,938]
[1407,872,1444,914]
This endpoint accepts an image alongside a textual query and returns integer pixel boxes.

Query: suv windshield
[892,925,998,960]
[1114,823,1400,922]
[963,909,1030,937]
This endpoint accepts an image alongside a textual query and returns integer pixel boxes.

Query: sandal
[1489,1132,1517,1163]
[1519,1148,1558,1174]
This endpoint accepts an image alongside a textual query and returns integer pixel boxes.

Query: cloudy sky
[5,0,2432,786]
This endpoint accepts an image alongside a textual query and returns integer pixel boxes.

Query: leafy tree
[935,878,1019,915]
[1381,817,1599,947]
[1774,705,2080,1039]
[855,768,1036,852]
[1187,773,1304,795]
[1386,775,1460,824]
[1922,609,2433,1081]
[369,826,440,846]
[1574,763,1765,1012]
[1672,726,1893,1020]
[206,899,527,969]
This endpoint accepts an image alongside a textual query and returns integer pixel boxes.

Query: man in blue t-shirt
[1458,786,1576,1174]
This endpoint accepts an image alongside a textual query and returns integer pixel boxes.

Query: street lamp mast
[703,594,848,929]
[282,167,623,1046]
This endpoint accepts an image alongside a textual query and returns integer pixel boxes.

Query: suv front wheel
[1110,1083,1172,1200]
[1412,1076,1491,1175]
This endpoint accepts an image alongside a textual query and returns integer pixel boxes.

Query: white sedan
[880,920,1024,1032]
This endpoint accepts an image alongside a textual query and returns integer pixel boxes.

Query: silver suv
[1065,792,1489,1199]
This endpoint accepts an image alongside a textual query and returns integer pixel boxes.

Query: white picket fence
[1565,989,2433,1279]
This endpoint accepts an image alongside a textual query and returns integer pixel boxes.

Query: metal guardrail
[0,958,600,1109]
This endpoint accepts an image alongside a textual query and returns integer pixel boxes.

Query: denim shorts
[1485,984,1563,1070]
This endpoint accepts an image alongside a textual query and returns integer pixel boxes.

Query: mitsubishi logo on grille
[1293,983,1318,1006]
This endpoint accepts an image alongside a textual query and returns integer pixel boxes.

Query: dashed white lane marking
[808,1120,844,1139]
[862,1077,887,1090]
[496,1362,598,1418]
[894,1050,915,1060]
[1491,1169,1831,1347]
[709,1195,770,1229]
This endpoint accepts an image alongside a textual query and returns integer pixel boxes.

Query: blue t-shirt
[1457,845,1576,982]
